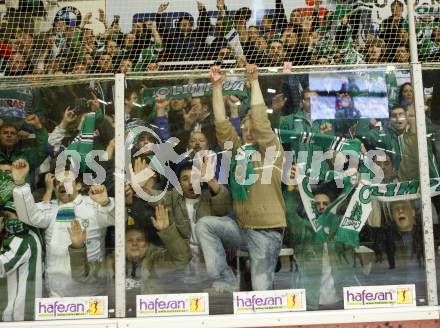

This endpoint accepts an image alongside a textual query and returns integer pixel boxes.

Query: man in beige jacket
[195,64,286,293]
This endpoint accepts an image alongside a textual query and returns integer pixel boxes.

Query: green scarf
[299,178,440,247]
[297,174,358,242]
[67,112,96,172]
[335,178,440,246]
[137,81,249,106]
[278,131,361,155]
[229,145,258,201]
[0,172,14,205]
[4,219,28,235]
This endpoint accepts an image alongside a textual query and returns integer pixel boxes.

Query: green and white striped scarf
[67,112,96,172]
[230,145,259,201]
[299,178,440,247]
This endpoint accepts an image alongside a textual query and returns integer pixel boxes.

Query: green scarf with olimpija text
[299,176,440,247]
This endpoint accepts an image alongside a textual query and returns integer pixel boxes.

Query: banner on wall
[136,293,209,317]
[343,285,417,309]
[106,0,439,34]
[233,289,307,314]
[37,0,106,35]
[136,77,248,107]
[34,296,108,320]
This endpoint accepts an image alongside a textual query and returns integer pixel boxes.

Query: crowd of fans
[0,62,436,320]
[0,0,438,75]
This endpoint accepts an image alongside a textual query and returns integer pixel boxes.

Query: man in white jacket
[11,159,115,297]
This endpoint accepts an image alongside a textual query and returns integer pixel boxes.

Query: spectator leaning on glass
[11,159,115,297]
[196,65,286,293]
[67,204,191,302]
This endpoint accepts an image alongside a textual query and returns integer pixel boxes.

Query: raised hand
[183,107,199,129]
[155,96,170,117]
[60,106,79,129]
[227,95,240,117]
[197,1,206,11]
[145,20,158,31]
[17,130,30,141]
[131,157,156,190]
[218,47,230,60]
[25,114,42,129]
[216,0,225,10]
[84,12,93,25]
[98,9,105,23]
[147,63,160,72]
[87,92,100,112]
[42,172,55,202]
[11,159,29,185]
[68,220,87,248]
[89,185,110,206]
[320,122,332,135]
[272,94,287,113]
[210,65,223,85]
[245,64,258,81]
[157,2,169,14]
[151,204,170,231]
[106,138,116,160]
[45,173,55,192]
[125,181,134,205]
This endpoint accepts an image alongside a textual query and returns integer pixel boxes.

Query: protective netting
[0,0,437,75]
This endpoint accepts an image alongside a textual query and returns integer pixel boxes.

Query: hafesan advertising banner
[233,289,306,314]
[35,296,108,320]
[343,284,417,309]
[136,293,209,317]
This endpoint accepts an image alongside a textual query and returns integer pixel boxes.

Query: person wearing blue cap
[0,201,43,321]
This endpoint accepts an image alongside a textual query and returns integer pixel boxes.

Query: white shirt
[13,184,115,297]
[185,197,201,256]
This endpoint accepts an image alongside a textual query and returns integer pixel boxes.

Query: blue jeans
[195,216,283,292]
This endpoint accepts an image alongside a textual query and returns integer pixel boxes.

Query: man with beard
[11,159,115,297]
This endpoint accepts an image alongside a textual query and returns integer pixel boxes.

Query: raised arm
[211,66,227,122]
[151,204,191,265]
[153,97,171,141]
[12,159,51,229]
[24,114,49,169]
[146,20,163,47]
[247,64,265,107]
[246,65,283,152]
[88,185,115,228]
[274,0,289,32]
[48,107,78,151]
[196,2,210,40]
[211,66,240,151]
[68,220,112,284]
